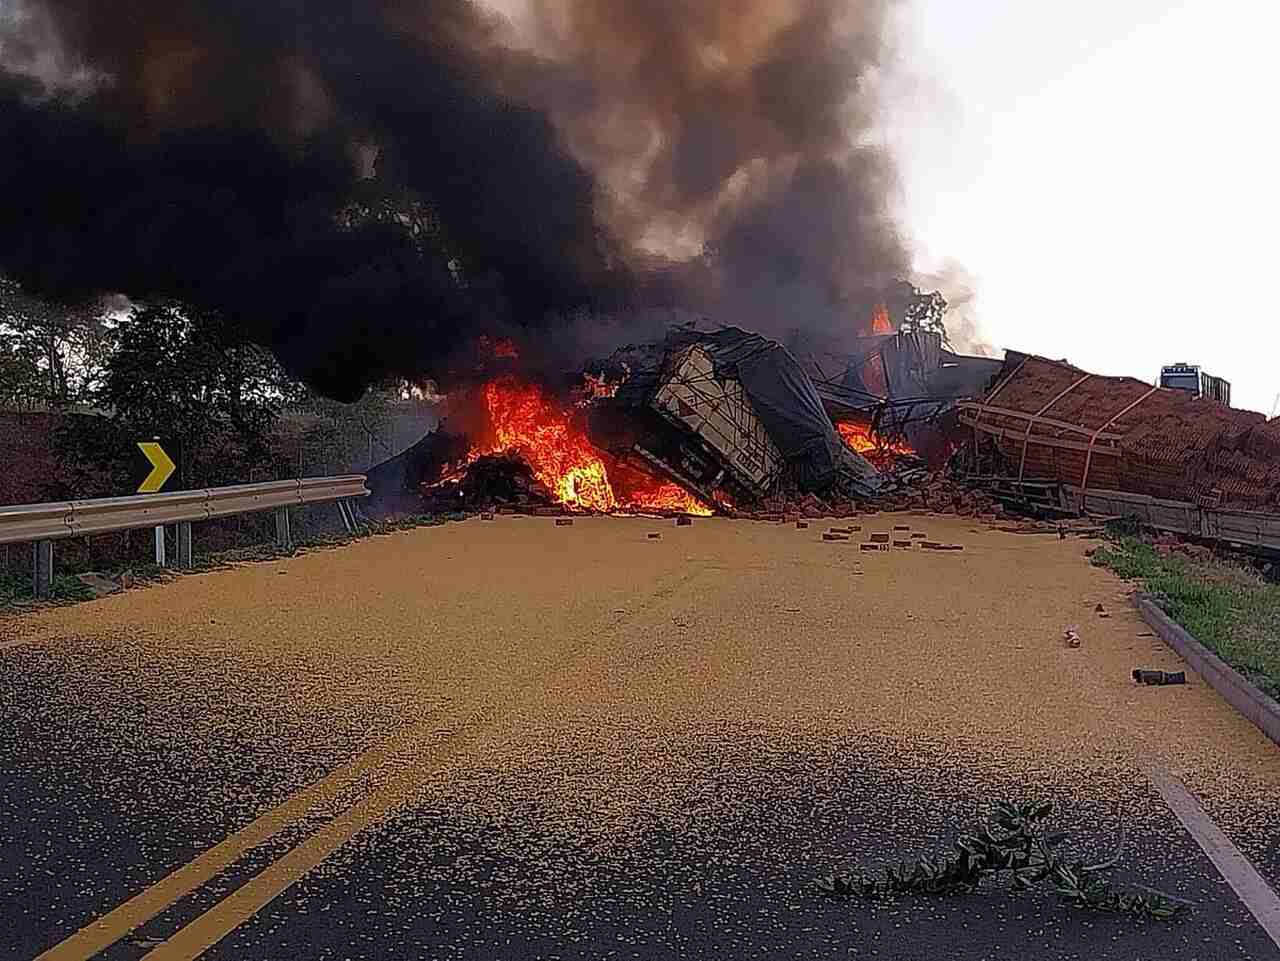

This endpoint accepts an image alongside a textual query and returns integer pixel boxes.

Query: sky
[887,0,1279,415]
[8,0,1274,413]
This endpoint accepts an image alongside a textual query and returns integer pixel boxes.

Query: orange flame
[466,376,713,515]
[624,480,713,516]
[870,302,893,334]
[477,335,519,359]
[836,419,915,468]
[475,377,614,510]
[576,370,625,405]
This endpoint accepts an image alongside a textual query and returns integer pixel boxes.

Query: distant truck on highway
[1160,363,1231,406]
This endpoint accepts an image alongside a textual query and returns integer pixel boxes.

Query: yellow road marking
[133,564,705,960]
[37,564,704,961]
[33,714,445,961]
[141,727,481,961]
[0,636,43,652]
[0,628,73,653]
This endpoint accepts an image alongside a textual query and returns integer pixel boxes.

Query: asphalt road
[2,514,1278,960]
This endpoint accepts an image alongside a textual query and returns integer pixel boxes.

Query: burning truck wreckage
[366,310,1006,523]
[6,0,1275,553]
[368,314,1280,559]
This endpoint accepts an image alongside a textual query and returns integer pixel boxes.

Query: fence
[0,475,369,597]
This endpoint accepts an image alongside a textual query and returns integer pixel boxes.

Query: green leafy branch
[815,800,1184,921]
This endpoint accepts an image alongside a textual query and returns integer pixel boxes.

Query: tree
[0,328,46,408]
[897,284,951,348]
[0,276,112,408]
[61,302,289,490]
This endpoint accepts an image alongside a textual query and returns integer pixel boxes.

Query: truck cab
[1160,364,1231,405]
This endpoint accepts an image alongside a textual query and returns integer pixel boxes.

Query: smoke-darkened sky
[0,0,908,398]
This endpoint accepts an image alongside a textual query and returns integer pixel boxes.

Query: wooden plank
[958,402,1125,441]
[960,416,1121,456]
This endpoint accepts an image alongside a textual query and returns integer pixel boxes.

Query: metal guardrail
[0,475,370,597]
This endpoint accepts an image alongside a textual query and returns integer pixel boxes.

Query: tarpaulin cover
[651,327,882,494]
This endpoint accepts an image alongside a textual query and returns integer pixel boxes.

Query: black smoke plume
[0,0,908,399]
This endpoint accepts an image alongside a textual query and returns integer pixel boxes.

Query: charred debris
[367,320,1280,563]
[367,322,1000,520]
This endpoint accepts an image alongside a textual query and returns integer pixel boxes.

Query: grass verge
[0,571,95,606]
[1091,536,1280,700]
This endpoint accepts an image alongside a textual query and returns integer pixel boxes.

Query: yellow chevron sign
[136,441,176,494]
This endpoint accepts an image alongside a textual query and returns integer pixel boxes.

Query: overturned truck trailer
[589,327,883,506]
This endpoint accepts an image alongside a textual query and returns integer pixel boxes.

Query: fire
[476,377,615,510]
[836,419,916,468]
[576,369,625,405]
[870,302,894,334]
[625,480,712,516]
[466,375,713,515]
[477,335,519,359]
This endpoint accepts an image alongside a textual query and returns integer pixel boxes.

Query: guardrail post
[274,507,292,551]
[176,521,193,569]
[4,477,368,577]
[32,540,53,598]
[337,499,355,534]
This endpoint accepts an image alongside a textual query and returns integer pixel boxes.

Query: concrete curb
[1135,592,1280,749]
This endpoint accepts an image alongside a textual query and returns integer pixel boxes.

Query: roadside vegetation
[0,512,461,612]
[0,570,93,605]
[1091,535,1280,700]
[2,279,438,506]
[818,799,1184,920]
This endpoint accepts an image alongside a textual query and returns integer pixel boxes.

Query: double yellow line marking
[38,564,705,961]
[35,710,455,961]
[137,714,483,961]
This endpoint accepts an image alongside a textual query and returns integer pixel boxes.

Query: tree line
[0,279,417,499]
